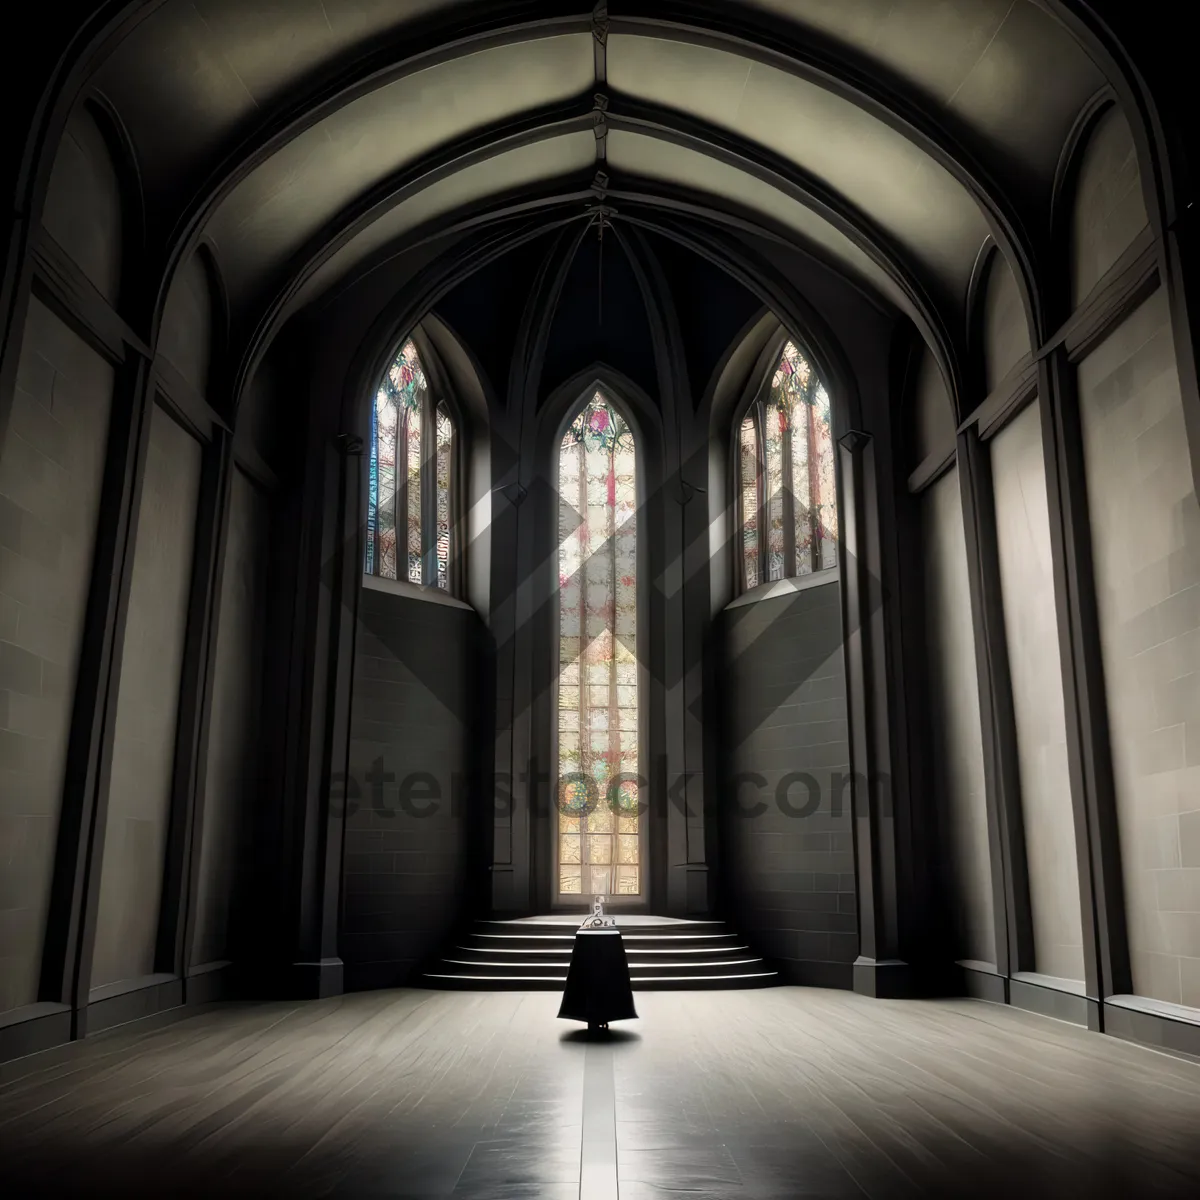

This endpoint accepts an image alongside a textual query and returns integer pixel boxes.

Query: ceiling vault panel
[250,111,950,365]
[85,0,1109,384]
[205,35,596,302]
[607,35,988,307]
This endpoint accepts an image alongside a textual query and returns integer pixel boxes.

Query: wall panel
[991,400,1084,982]
[722,581,856,984]
[42,106,122,305]
[983,253,1031,395]
[190,469,270,968]
[159,253,213,399]
[1078,288,1200,1010]
[913,344,954,464]
[923,466,995,966]
[0,300,114,1014]
[341,584,475,990]
[1072,105,1149,308]
[91,404,202,991]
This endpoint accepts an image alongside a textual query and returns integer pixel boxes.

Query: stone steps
[422,918,778,990]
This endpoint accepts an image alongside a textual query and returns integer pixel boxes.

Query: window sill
[725,567,839,610]
[362,573,473,611]
[1107,994,1200,1027]
[956,958,999,975]
[1012,971,1088,997]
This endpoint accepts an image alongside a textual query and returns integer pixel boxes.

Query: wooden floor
[2,988,1200,1198]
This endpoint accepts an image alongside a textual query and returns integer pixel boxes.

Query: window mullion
[396,405,406,581]
[447,407,458,597]
[421,390,436,586]
[367,398,379,575]
[805,373,820,572]
[781,395,797,578]
[756,404,767,582]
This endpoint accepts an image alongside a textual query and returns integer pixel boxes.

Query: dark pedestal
[557,929,638,1027]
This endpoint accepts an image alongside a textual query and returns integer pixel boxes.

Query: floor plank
[0,987,1198,1198]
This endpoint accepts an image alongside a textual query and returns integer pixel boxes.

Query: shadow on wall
[719,580,857,987]
[340,583,486,991]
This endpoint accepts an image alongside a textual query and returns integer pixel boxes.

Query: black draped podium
[557,929,638,1027]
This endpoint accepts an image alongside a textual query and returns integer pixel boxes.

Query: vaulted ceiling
[88,0,1108,393]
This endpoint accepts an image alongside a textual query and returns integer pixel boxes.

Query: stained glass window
[435,402,453,590]
[556,391,640,898]
[364,338,457,592]
[736,340,838,590]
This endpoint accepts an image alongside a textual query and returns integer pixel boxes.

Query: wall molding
[957,427,1035,977]
[29,224,149,364]
[1060,228,1158,363]
[1041,349,1132,1001]
[973,360,1038,441]
[232,437,281,491]
[152,353,226,443]
[906,445,955,493]
[910,230,1160,496]
[9,184,254,1072]
[166,430,235,983]
[35,352,155,1041]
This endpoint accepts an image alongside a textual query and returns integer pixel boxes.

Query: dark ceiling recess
[540,223,658,404]
[433,231,558,401]
[643,230,763,407]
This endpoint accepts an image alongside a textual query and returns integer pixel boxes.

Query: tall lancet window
[365,337,457,591]
[737,340,838,590]
[556,392,640,898]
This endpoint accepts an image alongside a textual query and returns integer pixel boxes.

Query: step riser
[436,962,768,979]
[422,976,778,992]
[450,947,754,962]
[475,923,728,935]
[465,937,744,953]
[473,928,730,937]
[424,919,778,992]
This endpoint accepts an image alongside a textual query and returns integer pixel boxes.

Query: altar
[557,898,638,1030]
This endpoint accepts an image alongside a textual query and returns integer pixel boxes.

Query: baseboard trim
[959,962,1007,1003]
[0,995,224,1071]
[291,957,344,999]
[185,961,236,1005]
[1103,996,1200,1061]
[85,975,185,1036]
[852,957,915,999]
[0,1003,72,1066]
[967,977,1200,1058]
[776,959,854,990]
[345,960,420,993]
[88,972,177,1006]
[1009,976,1093,1027]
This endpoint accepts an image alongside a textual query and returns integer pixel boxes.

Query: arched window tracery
[555,390,641,899]
[737,340,838,591]
[365,337,457,592]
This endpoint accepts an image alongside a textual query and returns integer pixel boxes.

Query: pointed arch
[364,333,459,593]
[552,381,644,900]
[733,336,839,593]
